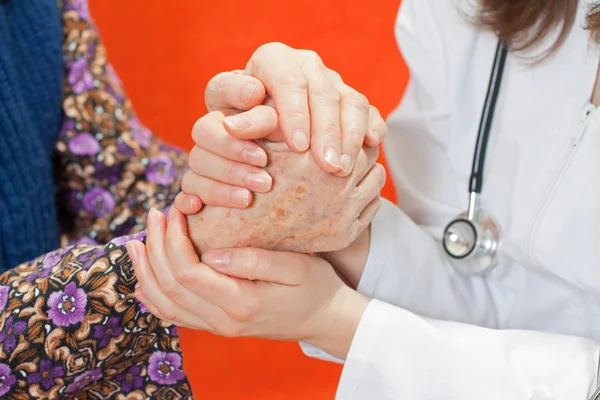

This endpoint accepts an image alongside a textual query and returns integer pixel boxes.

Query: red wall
[89,1,407,398]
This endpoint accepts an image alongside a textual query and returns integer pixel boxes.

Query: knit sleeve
[55,0,188,246]
[0,232,193,398]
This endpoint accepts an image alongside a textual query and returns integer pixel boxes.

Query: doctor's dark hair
[474,0,600,57]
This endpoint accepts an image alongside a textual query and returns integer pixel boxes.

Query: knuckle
[180,172,193,193]
[173,267,191,286]
[191,111,219,143]
[225,164,242,183]
[320,124,342,140]
[228,299,258,323]
[345,91,370,113]
[300,49,323,65]
[310,82,340,104]
[161,281,180,299]
[240,248,266,278]
[275,72,308,92]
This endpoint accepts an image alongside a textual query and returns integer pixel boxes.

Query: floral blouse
[0,0,194,398]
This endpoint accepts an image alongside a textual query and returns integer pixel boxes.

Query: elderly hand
[181,110,385,254]
[174,43,388,210]
[128,207,370,359]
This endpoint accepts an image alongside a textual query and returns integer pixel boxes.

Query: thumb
[223,105,282,141]
[201,248,312,285]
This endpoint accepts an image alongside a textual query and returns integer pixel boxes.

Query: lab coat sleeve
[336,298,599,399]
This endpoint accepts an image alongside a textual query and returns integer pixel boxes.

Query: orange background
[89,0,408,398]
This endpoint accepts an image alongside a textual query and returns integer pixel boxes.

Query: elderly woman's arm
[54,1,190,247]
[0,2,196,398]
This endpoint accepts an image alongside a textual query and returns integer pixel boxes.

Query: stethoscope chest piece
[442,207,501,275]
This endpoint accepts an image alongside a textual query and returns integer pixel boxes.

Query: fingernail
[135,282,140,290]
[292,130,309,152]
[340,154,352,174]
[224,114,252,130]
[127,242,139,262]
[230,188,250,206]
[324,147,340,169]
[202,250,231,270]
[246,172,272,192]
[241,83,258,104]
[241,148,267,167]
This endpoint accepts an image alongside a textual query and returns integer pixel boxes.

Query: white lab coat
[301,0,600,398]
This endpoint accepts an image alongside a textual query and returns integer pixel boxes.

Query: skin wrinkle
[186,140,380,254]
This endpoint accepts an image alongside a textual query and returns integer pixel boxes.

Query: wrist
[307,286,370,360]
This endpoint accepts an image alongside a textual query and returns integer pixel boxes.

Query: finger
[187,146,272,193]
[364,105,388,147]
[349,145,380,186]
[335,85,370,177]
[222,105,279,141]
[201,247,310,286]
[205,71,266,112]
[245,44,311,153]
[128,239,207,327]
[357,196,382,225]
[299,61,342,173]
[174,192,203,215]
[165,208,249,310]
[181,171,252,208]
[192,112,267,168]
[134,289,184,327]
[355,163,387,208]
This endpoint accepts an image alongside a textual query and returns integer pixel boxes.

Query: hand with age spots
[181,111,386,254]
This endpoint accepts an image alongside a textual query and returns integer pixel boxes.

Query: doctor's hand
[128,207,370,360]
[182,43,388,209]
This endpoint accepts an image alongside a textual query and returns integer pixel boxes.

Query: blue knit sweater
[0,0,63,270]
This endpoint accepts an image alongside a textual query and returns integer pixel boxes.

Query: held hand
[181,113,386,254]
[128,207,370,359]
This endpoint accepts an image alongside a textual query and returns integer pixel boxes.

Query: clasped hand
[127,43,387,359]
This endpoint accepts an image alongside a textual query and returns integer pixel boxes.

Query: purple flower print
[115,365,144,393]
[82,187,115,218]
[110,230,147,248]
[146,155,176,185]
[25,248,70,283]
[78,248,104,270]
[61,118,76,135]
[66,368,103,394]
[47,283,88,327]
[74,237,98,246]
[129,117,151,148]
[0,364,16,396]
[0,317,26,353]
[27,359,64,390]
[65,0,90,20]
[68,133,100,156]
[94,162,122,185]
[0,286,8,313]
[147,352,184,385]
[137,298,149,314]
[117,142,136,158]
[68,58,94,94]
[93,317,123,347]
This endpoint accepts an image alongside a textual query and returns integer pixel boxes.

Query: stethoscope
[442,40,600,399]
[441,40,507,276]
